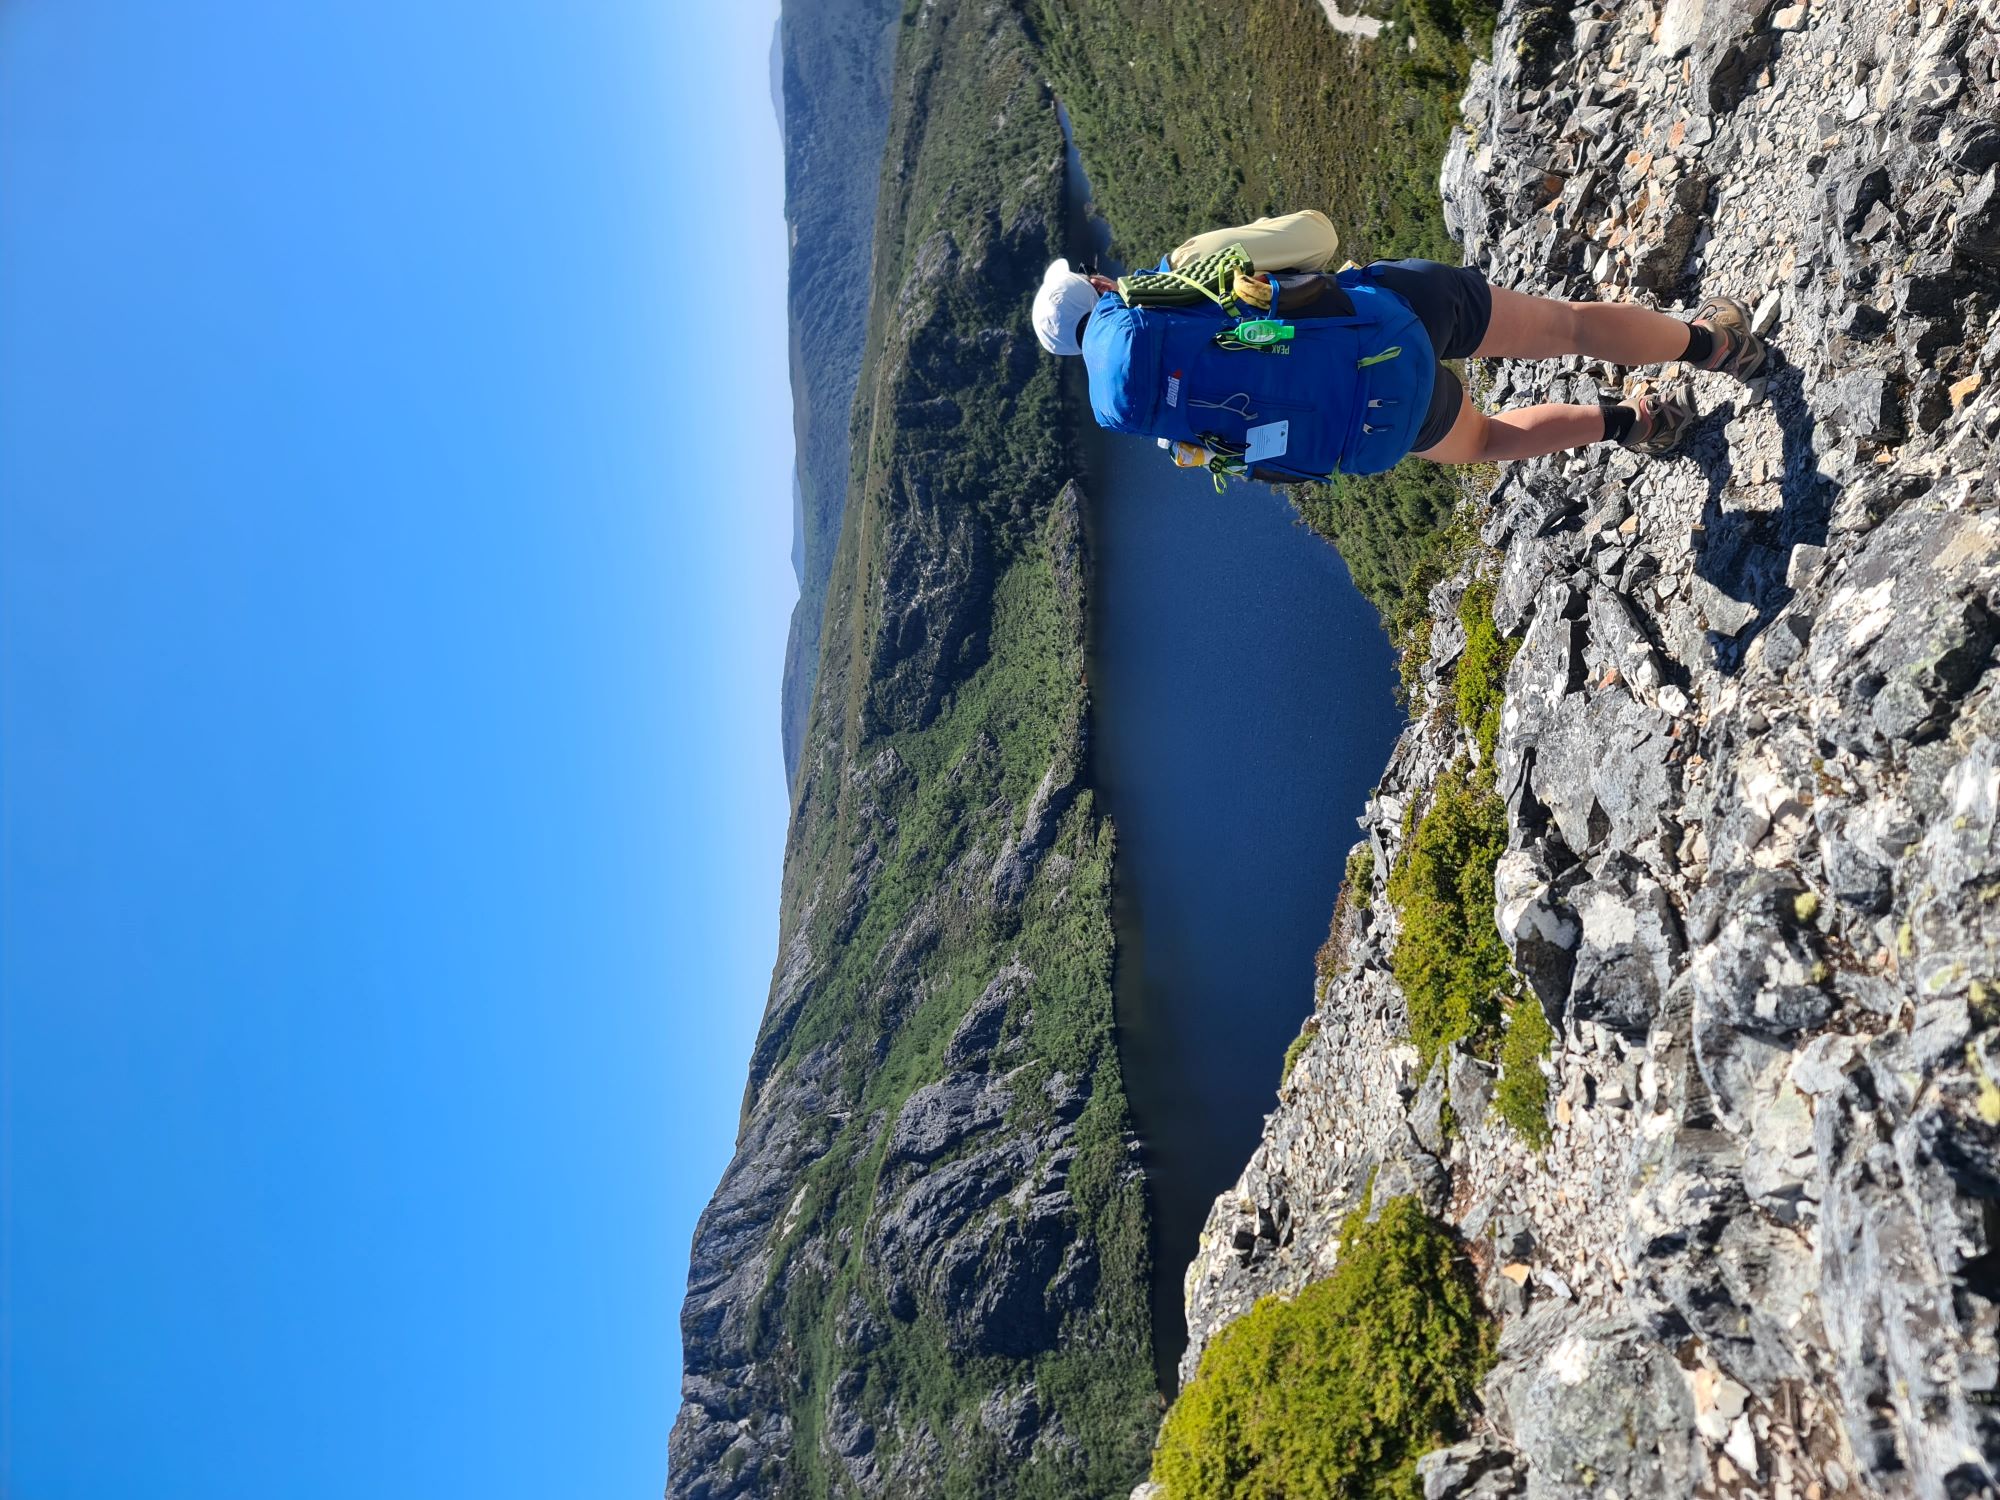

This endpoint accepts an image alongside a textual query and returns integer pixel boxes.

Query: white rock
[1771,2,1807,25]
[1753,288,1784,335]
[1713,1376,1750,1422]
[1786,543,1828,587]
[1655,0,1705,55]
[1790,1032,1862,1094]
[1725,1412,1760,1474]
[1873,61,1905,113]
[1548,1334,1593,1384]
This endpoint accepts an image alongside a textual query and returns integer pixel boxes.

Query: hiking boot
[1690,294,1767,381]
[1618,382,1697,455]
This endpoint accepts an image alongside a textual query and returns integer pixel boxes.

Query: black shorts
[1364,259,1494,453]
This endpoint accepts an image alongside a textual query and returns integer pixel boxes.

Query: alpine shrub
[1151,1197,1492,1500]
[1454,578,1516,765]
[1386,763,1512,1065]
[1495,998,1554,1148]
[1346,842,1377,898]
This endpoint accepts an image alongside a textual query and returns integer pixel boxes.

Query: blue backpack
[1080,264,1436,478]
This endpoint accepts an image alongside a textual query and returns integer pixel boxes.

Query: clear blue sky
[0,3,794,1495]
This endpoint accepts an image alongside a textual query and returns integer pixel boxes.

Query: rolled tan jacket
[1166,209,1341,273]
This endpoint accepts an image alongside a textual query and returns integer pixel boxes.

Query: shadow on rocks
[1688,350,1833,673]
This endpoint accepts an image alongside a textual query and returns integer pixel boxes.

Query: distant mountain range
[772,0,900,785]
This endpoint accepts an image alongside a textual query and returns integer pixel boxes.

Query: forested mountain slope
[669,3,1155,1495]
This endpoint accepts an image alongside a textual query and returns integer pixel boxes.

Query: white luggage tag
[1243,420,1289,464]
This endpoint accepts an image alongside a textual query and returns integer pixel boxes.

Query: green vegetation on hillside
[1386,762,1510,1066]
[738,1,1156,1493]
[735,0,1529,1489]
[1281,1025,1316,1088]
[1346,842,1378,900]
[1383,630,1547,1141]
[1027,0,1498,632]
[1454,577,1518,762]
[1027,0,1492,265]
[1371,564,1540,1138]
[1151,1196,1492,1499]
[1495,996,1554,1149]
[1294,465,1459,639]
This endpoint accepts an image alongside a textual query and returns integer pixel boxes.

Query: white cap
[1031,258,1099,357]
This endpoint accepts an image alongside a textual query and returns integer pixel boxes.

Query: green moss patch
[1151,1197,1493,1500]
[1495,999,1554,1150]
[1386,763,1512,1067]
[1454,578,1517,765]
[1346,842,1378,899]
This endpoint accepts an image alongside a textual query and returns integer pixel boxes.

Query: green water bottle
[1232,318,1294,347]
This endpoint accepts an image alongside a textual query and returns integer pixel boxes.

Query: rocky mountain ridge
[1174,0,2000,1494]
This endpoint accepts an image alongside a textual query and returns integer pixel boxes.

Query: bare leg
[1475,285,1692,365]
[1416,385,1606,465]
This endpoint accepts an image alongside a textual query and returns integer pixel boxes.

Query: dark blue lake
[1059,112,1405,1386]
[1080,422,1405,1387]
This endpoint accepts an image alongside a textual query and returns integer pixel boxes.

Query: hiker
[1030,210,1764,485]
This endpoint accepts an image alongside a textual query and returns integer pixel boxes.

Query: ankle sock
[1600,400,1638,444]
[1681,321,1716,365]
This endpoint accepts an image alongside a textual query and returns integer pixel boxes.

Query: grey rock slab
[1370,1127,1452,1218]
[1496,1311,1705,1498]
[1789,1032,1863,1096]
[1416,1435,1529,1499]
[1953,168,2000,267]
[1689,869,1835,1041]
[1834,367,1904,441]
[1566,853,1686,1036]
[942,957,1031,1071]
[1784,541,1826,588]
[1687,572,1761,637]
[1495,846,1583,1014]
[883,1070,1015,1167]
[1527,686,1680,855]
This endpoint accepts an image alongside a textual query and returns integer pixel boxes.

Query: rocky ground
[1170,0,2000,1494]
